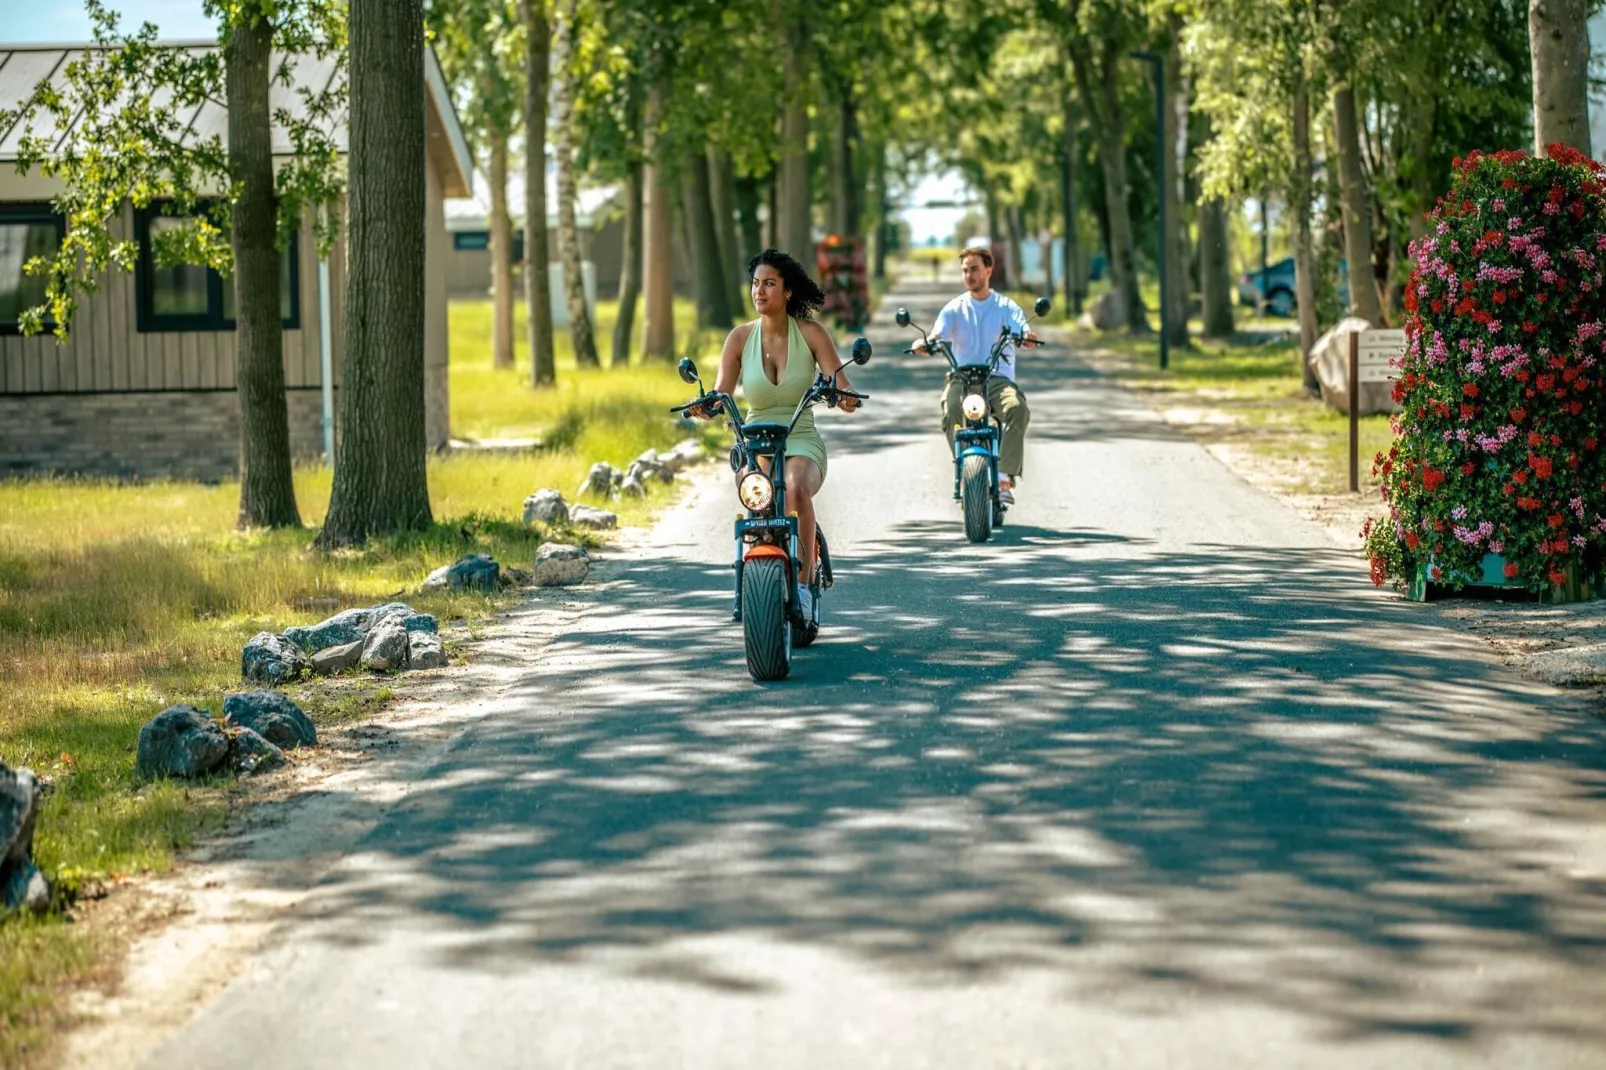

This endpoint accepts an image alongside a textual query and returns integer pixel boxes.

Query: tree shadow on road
[278,517,1606,1051]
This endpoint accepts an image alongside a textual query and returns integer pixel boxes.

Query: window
[135,206,300,332]
[0,204,65,336]
[452,228,524,261]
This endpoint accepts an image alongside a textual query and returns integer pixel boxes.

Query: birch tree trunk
[552,0,597,366]
[488,130,514,370]
[1332,83,1381,325]
[1530,0,1592,157]
[1292,73,1321,392]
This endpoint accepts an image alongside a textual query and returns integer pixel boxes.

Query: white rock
[569,504,618,530]
[408,630,447,669]
[523,488,569,525]
[532,543,590,586]
[361,618,410,672]
[577,462,616,499]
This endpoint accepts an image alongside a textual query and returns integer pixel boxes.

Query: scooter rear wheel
[741,558,792,680]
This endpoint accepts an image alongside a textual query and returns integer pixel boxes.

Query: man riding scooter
[914,245,1039,504]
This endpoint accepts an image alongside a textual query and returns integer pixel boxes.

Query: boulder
[1076,289,1126,331]
[0,764,49,916]
[408,630,448,669]
[1308,315,1403,417]
[569,504,618,530]
[226,727,286,776]
[283,610,367,654]
[577,462,617,499]
[362,617,410,672]
[620,473,648,499]
[311,638,365,675]
[532,543,590,586]
[222,690,317,748]
[421,553,501,594]
[523,488,570,526]
[242,632,310,684]
[137,705,230,779]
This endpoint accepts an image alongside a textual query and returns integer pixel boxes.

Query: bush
[1365,144,1606,592]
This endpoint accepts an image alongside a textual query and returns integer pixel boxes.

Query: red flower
[1504,562,1520,579]
[1461,462,1477,476]
[1422,468,1447,492]
[1550,569,1568,586]
[1493,290,1508,305]
[1462,382,1479,397]
[1533,455,1554,478]
[1549,513,1565,527]
[1511,408,1527,422]
[1406,531,1422,550]
[1518,496,1542,510]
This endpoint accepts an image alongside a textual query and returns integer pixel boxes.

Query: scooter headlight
[738,471,775,512]
[962,393,988,421]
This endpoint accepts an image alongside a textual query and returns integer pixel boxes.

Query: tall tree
[551,0,598,366]
[641,77,675,360]
[226,12,300,528]
[1529,0,1591,157]
[1161,23,1190,348]
[1331,81,1381,324]
[613,155,643,368]
[683,149,733,329]
[1291,72,1319,387]
[779,4,813,258]
[3,0,345,529]
[1060,71,1086,315]
[1198,195,1234,336]
[521,0,556,384]
[710,149,744,313]
[320,0,431,545]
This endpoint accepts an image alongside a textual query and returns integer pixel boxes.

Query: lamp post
[1129,49,1168,370]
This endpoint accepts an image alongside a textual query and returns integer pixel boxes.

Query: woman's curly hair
[747,248,825,319]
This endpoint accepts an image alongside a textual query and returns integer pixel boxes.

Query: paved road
[146,281,1606,1068]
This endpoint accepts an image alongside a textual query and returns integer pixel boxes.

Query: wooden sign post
[1348,328,1406,492]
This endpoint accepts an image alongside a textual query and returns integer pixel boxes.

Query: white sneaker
[796,584,814,618]
[998,479,1016,506]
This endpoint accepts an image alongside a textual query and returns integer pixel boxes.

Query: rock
[222,690,317,748]
[226,727,286,775]
[569,504,618,530]
[523,488,570,526]
[531,543,590,586]
[242,632,310,684]
[0,764,47,916]
[1076,289,1125,331]
[283,613,365,654]
[408,630,448,669]
[577,462,617,499]
[137,705,230,779]
[310,639,365,676]
[501,566,533,588]
[1518,644,1606,687]
[667,437,707,466]
[402,613,437,633]
[620,473,648,498]
[361,617,410,672]
[421,553,501,594]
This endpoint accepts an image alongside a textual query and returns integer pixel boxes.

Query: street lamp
[1129,49,1168,370]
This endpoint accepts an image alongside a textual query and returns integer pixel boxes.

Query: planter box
[1409,552,1600,605]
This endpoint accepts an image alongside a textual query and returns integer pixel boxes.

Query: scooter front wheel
[961,455,993,543]
[741,558,793,680]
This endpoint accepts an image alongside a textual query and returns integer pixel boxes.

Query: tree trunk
[1074,37,1149,333]
[225,15,300,529]
[522,0,556,384]
[1332,83,1381,325]
[552,0,597,366]
[1006,204,1025,293]
[872,146,889,279]
[766,168,780,248]
[612,160,642,368]
[641,77,675,360]
[710,148,742,313]
[682,149,732,330]
[1060,70,1085,314]
[1163,31,1190,347]
[779,5,812,258]
[736,173,763,270]
[319,0,431,546]
[1292,73,1320,392]
[1530,0,1592,157]
[830,86,858,237]
[1199,198,1233,337]
[489,129,514,369]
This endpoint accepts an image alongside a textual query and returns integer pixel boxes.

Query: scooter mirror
[851,337,872,365]
[677,357,699,385]
[1034,297,1052,317]
[895,307,911,328]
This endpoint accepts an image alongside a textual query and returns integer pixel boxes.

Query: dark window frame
[0,202,67,337]
[134,203,301,333]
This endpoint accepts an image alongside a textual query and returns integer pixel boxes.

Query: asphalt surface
[145,280,1606,1068]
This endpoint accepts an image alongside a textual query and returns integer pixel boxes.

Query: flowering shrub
[1364,145,1606,592]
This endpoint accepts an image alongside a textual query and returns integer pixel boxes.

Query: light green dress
[741,316,828,482]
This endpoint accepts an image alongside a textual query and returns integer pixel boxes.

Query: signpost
[1348,328,1406,492]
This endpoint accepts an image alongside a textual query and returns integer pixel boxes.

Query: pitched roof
[0,41,472,197]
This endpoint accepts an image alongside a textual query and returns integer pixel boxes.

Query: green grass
[0,295,726,1065]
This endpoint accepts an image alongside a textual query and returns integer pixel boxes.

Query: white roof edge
[424,44,473,199]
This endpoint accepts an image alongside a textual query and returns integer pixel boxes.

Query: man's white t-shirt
[929,290,1031,382]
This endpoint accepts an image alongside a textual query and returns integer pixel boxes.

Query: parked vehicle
[1238,257,1350,317]
[671,340,871,681]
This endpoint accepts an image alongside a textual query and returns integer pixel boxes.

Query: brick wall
[0,389,336,482]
